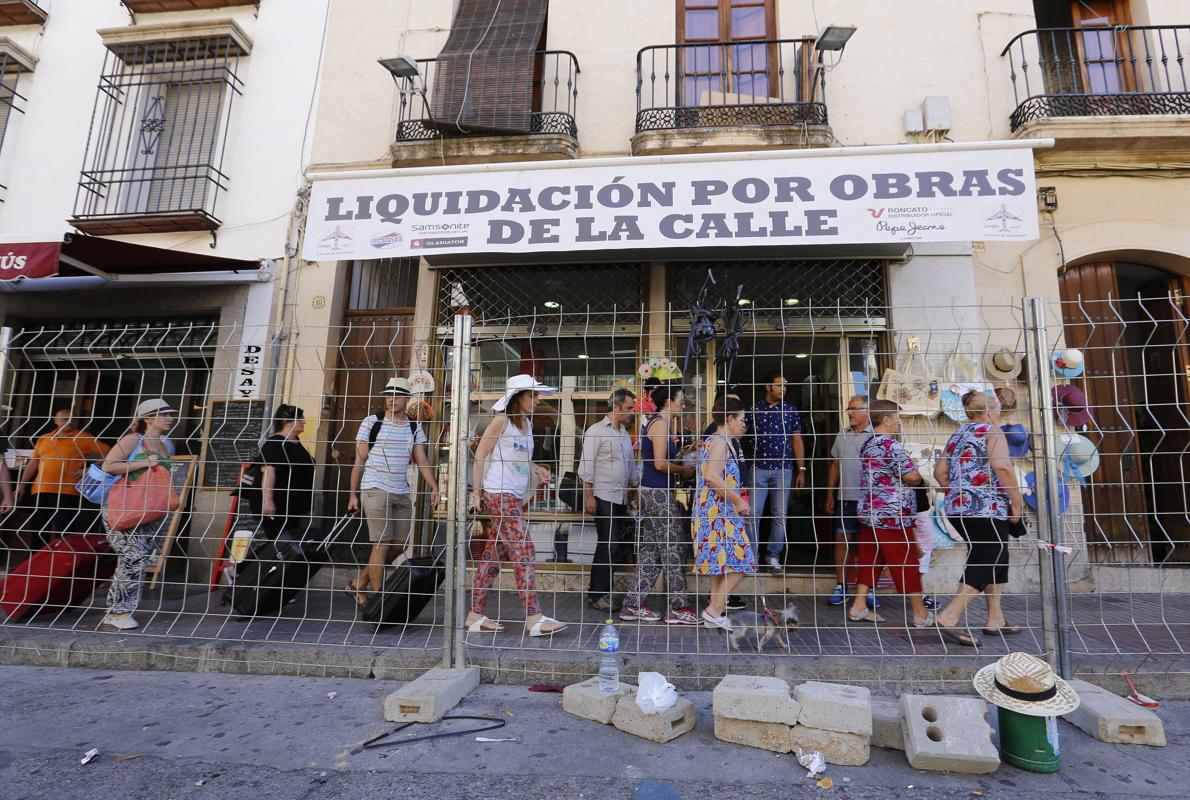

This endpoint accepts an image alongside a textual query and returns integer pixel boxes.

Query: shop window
[69,20,252,235]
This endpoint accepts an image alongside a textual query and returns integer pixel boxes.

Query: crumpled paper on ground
[797,748,826,778]
[635,672,678,714]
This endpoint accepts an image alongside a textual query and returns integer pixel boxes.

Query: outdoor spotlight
[378,55,420,79]
[796,353,809,359]
[577,354,589,359]
[784,298,800,306]
[815,25,856,52]
[543,300,560,309]
[737,298,752,306]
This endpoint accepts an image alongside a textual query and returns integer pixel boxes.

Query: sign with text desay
[303,148,1039,259]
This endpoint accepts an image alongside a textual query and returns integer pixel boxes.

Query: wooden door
[1136,275,1190,561]
[1071,0,1137,94]
[1059,262,1151,560]
[326,312,415,516]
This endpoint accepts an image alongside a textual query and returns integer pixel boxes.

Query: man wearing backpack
[346,377,440,605]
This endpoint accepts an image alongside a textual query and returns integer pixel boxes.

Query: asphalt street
[0,666,1183,800]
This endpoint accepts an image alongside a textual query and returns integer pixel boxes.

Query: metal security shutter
[145,79,225,213]
[429,0,547,134]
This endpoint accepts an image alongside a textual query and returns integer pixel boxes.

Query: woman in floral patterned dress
[692,395,756,630]
[933,389,1025,647]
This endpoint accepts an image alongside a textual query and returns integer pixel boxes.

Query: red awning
[0,235,261,281]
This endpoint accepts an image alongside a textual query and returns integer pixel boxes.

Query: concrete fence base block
[712,674,800,725]
[612,695,696,743]
[788,725,870,766]
[713,715,792,753]
[383,666,481,724]
[1064,679,1166,746]
[562,677,635,725]
[870,697,905,751]
[900,694,1000,774]
[794,681,873,736]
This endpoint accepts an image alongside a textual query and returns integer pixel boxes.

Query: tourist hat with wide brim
[1052,348,1085,378]
[1058,432,1100,478]
[985,347,1024,381]
[382,377,412,396]
[973,652,1080,716]
[1001,423,1030,458]
[1024,470,1070,513]
[491,374,558,412]
[135,398,177,418]
[1053,384,1093,427]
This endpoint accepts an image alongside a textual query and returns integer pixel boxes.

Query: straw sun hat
[973,652,1080,716]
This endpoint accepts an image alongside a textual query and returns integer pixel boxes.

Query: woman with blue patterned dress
[692,395,757,630]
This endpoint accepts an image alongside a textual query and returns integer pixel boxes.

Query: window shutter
[146,79,225,213]
[429,0,548,134]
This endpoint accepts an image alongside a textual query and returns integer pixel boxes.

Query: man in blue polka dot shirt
[745,371,806,573]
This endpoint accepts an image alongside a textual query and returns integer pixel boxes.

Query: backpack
[365,411,418,452]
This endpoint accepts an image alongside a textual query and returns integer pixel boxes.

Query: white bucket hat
[491,374,557,412]
[984,347,1023,381]
[973,652,1080,716]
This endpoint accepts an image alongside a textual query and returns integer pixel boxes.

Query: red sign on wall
[0,242,60,281]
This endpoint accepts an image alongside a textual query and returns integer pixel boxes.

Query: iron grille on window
[10,318,219,360]
[347,258,419,311]
[69,26,249,235]
[667,260,888,328]
[435,264,645,328]
[0,42,34,199]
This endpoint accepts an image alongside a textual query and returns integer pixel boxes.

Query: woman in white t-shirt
[466,375,568,637]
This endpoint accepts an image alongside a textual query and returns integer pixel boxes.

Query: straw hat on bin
[973,652,1080,716]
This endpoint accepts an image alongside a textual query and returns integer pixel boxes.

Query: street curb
[2,627,1187,698]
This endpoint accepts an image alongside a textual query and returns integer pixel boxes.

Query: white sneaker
[101,613,139,631]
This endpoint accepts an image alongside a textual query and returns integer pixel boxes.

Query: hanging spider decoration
[683,270,724,377]
[717,284,749,385]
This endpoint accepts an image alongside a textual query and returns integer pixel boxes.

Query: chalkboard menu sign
[202,400,268,488]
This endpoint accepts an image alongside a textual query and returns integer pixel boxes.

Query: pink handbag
[105,465,180,533]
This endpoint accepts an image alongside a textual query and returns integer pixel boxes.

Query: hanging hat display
[1052,348,1085,378]
[984,347,1024,381]
[1024,471,1070,513]
[1001,423,1030,458]
[973,652,1080,717]
[1058,433,1100,479]
[1053,384,1093,428]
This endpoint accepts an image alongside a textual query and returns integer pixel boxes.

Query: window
[677,0,776,105]
[0,40,33,198]
[70,21,251,235]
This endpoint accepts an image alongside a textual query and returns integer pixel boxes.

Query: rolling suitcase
[221,519,347,618]
[1,533,116,621]
[362,528,451,630]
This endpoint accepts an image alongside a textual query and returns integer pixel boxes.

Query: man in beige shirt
[578,387,637,612]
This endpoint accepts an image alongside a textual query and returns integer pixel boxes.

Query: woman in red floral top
[848,400,932,628]
[933,390,1024,647]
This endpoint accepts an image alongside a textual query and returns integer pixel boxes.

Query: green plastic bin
[997,706,1061,773]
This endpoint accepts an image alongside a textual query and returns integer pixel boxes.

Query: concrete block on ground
[1064,679,1165,746]
[383,666,480,724]
[870,697,905,751]
[900,694,999,774]
[712,674,800,725]
[789,725,870,766]
[794,681,872,735]
[713,716,792,752]
[612,695,696,743]
[562,677,635,725]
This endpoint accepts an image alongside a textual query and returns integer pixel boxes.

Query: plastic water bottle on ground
[598,619,620,692]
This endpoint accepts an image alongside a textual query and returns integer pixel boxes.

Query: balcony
[632,38,830,156]
[0,1,45,26]
[121,1,257,11]
[390,50,580,167]
[1002,25,1190,162]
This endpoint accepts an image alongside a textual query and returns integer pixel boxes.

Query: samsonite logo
[370,230,403,249]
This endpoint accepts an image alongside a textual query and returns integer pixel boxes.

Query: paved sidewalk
[0,666,1185,800]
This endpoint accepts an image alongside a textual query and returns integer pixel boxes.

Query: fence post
[445,312,473,669]
[1022,297,1074,678]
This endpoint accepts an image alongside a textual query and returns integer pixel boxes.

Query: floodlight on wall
[378,55,421,80]
[814,25,856,52]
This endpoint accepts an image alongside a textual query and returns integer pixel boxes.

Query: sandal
[981,624,1022,636]
[847,608,885,623]
[466,615,505,633]
[342,582,367,607]
[912,612,936,629]
[939,626,981,647]
[527,616,568,637]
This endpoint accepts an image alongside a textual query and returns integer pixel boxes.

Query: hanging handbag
[77,463,121,506]
[104,465,181,533]
[876,345,941,417]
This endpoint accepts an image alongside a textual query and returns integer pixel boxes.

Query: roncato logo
[370,230,403,249]
[867,208,885,219]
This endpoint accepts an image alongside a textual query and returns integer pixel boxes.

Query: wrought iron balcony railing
[635,37,826,133]
[395,50,579,142]
[1002,24,1190,131]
